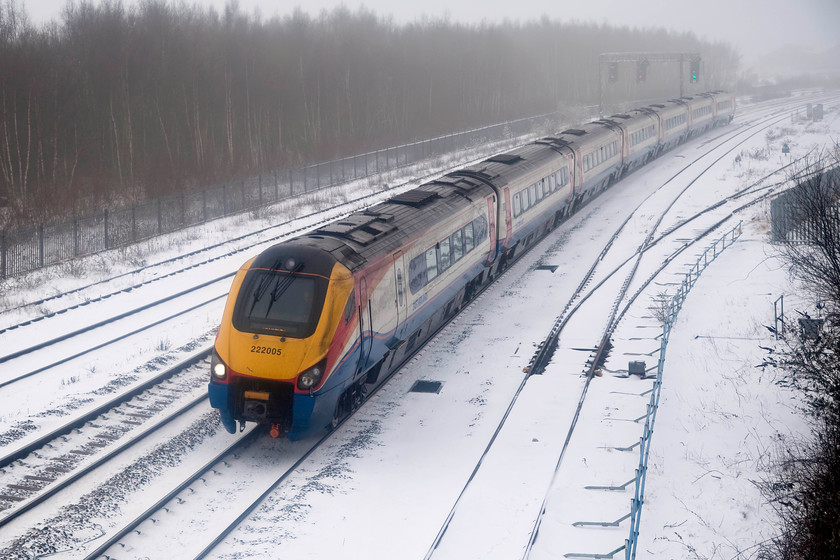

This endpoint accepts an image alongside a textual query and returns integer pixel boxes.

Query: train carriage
[686,95,715,135]
[606,109,659,176]
[544,124,623,207]
[651,99,690,153]
[710,91,736,125]
[454,143,575,266]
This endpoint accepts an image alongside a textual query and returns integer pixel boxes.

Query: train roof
[457,142,566,186]
[295,140,570,271]
[298,178,496,271]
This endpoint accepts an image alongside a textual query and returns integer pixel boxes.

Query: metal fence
[625,221,743,560]
[0,111,563,279]
[770,165,840,244]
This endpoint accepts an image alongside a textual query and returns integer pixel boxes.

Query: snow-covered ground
[0,91,837,559]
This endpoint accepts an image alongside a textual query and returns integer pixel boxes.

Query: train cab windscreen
[233,270,326,338]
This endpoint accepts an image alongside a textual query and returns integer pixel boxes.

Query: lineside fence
[0,111,563,279]
[770,164,840,244]
[625,221,743,560]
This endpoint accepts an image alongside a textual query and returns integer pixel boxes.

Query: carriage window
[425,248,438,281]
[451,230,464,262]
[529,184,537,204]
[464,222,475,252]
[513,192,522,217]
[409,254,427,293]
[439,238,451,272]
[473,215,488,242]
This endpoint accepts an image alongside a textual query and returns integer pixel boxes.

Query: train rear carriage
[686,95,715,135]
[710,91,736,125]
[650,100,689,152]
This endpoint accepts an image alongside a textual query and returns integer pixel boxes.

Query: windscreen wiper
[249,258,283,315]
[263,262,303,318]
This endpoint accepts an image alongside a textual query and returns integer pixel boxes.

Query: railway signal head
[690,57,700,82]
[637,58,649,83]
[608,62,618,83]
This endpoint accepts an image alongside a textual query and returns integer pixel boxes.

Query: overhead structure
[598,52,702,116]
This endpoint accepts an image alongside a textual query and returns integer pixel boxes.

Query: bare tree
[776,149,840,306]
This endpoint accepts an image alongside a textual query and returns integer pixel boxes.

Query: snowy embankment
[632,108,839,557]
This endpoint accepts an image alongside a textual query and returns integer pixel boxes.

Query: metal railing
[0,111,564,279]
[770,164,840,244]
[625,221,743,560]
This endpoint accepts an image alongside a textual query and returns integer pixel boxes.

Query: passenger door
[357,277,371,376]
[392,251,407,343]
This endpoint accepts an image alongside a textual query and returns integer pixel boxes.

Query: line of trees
[0,0,739,226]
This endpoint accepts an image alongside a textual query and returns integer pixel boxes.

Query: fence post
[1,229,6,278]
[104,210,109,250]
[39,223,44,268]
[157,198,163,234]
[73,217,79,256]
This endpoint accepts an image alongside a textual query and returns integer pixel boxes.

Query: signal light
[608,62,618,83]
[637,58,649,83]
[689,57,700,83]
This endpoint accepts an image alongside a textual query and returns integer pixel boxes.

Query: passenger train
[209,92,736,439]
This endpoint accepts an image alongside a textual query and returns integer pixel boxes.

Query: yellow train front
[208,240,356,439]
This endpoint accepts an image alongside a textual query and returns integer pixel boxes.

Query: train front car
[209,240,354,439]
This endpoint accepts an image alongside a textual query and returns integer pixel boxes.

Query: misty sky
[21,0,840,65]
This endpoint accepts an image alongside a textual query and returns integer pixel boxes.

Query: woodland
[0,0,739,224]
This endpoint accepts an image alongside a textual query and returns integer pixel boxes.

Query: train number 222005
[250,345,282,355]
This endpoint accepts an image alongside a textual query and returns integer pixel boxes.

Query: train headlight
[297,361,326,391]
[211,352,227,381]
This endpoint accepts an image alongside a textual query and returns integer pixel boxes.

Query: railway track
[422,96,838,558]
[0,354,210,524]
[0,92,834,559]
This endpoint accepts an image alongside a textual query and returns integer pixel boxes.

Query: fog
[23,0,839,65]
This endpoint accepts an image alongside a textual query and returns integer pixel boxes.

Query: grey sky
[22,0,840,64]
